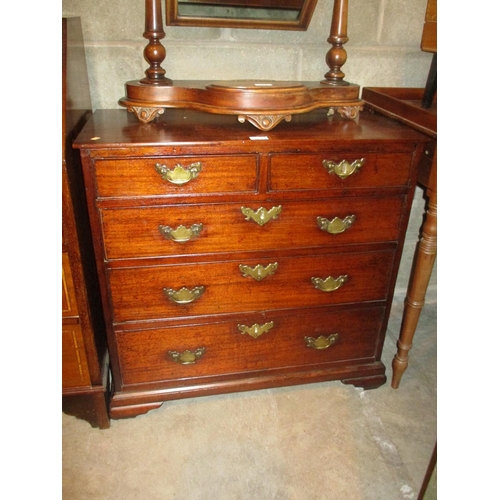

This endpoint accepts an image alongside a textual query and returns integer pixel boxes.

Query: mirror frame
[165,0,318,30]
[119,0,364,131]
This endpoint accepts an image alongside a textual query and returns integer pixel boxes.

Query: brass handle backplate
[311,275,348,292]
[317,215,356,235]
[304,334,339,350]
[238,321,274,339]
[239,263,278,281]
[163,286,205,304]
[241,206,282,226]
[168,348,206,364]
[159,223,203,243]
[154,162,202,185]
[322,158,365,180]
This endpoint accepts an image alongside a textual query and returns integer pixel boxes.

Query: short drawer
[116,305,385,385]
[269,153,412,191]
[100,196,405,260]
[108,250,394,323]
[94,155,258,198]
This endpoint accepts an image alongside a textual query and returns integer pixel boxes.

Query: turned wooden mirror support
[119,0,364,130]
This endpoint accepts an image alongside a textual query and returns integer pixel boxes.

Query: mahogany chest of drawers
[74,108,428,419]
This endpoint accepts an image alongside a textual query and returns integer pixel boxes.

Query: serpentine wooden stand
[119,0,364,131]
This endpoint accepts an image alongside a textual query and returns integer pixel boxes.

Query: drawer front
[62,323,91,388]
[95,155,258,198]
[109,250,394,323]
[269,153,412,191]
[116,306,385,385]
[62,252,78,317]
[101,196,404,260]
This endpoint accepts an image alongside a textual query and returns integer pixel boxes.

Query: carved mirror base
[119,80,364,130]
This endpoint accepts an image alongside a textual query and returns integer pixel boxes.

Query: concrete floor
[62,293,436,500]
[62,188,437,499]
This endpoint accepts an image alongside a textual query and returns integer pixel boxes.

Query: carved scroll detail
[327,105,363,120]
[238,114,292,131]
[127,106,165,123]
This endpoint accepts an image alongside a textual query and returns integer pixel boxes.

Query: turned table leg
[392,151,437,388]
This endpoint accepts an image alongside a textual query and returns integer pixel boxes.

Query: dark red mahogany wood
[74,108,430,419]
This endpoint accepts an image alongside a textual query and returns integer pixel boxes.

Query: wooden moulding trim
[109,361,386,411]
[119,80,363,116]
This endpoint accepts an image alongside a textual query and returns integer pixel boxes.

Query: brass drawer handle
[322,158,365,179]
[238,321,274,339]
[159,223,203,243]
[311,275,348,292]
[168,348,206,364]
[239,263,278,281]
[163,286,205,304]
[305,334,339,350]
[317,215,356,234]
[154,162,202,185]
[241,205,282,226]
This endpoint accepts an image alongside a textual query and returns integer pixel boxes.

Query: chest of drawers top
[74,108,427,156]
[75,109,428,206]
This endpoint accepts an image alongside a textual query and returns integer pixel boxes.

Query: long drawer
[108,250,394,323]
[269,153,413,191]
[116,305,386,385]
[94,155,259,198]
[100,196,404,260]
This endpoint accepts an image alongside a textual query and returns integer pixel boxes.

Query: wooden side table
[361,87,436,388]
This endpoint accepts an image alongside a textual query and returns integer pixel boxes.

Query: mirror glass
[166,0,318,30]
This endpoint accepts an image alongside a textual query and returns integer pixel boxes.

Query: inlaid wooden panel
[116,305,386,385]
[108,250,394,323]
[62,252,78,317]
[62,323,91,388]
[100,196,404,260]
[94,155,258,198]
[269,153,413,191]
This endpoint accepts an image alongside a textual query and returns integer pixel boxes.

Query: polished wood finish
[361,87,436,389]
[141,0,172,86]
[120,0,363,128]
[420,0,437,54]
[74,108,429,419]
[392,149,436,388]
[62,17,110,428]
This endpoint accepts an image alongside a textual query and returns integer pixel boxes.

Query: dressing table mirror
[119,0,364,130]
[165,0,318,30]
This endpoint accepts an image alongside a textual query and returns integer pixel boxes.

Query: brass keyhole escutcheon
[239,263,278,281]
[238,321,274,339]
[241,206,282,226]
